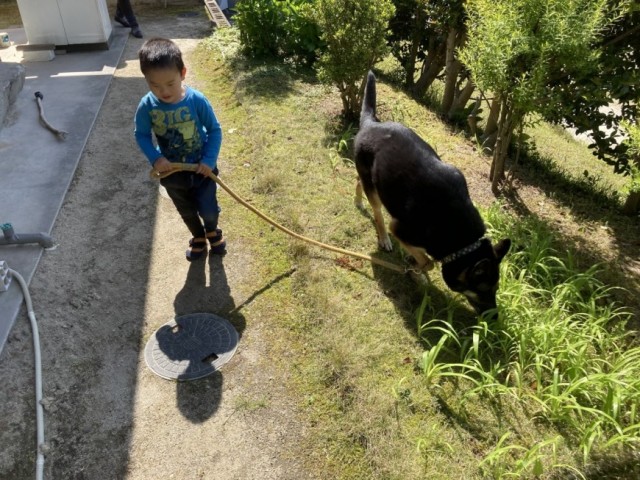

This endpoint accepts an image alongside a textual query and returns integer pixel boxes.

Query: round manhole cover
[144,313,238,381]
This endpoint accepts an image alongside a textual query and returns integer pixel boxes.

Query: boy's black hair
[138,38,185,75]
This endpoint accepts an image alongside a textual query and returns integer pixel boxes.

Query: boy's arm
[134,101,164,166]
[196,95,223,169]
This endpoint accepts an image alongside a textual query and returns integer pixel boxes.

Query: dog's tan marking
[388,218,435,272]
[463,290,480,302]
[355,179,365,209]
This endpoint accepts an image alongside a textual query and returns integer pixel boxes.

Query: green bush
[313,0,395,119]
[234,0,322,65]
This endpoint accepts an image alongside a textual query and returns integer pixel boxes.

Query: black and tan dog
[354,71,510,314]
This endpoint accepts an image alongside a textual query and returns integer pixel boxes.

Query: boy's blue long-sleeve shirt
[134,86,222,168]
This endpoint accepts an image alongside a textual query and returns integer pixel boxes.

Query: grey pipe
[1,223,55,249]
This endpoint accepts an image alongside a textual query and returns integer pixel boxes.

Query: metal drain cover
[144,313,238,381]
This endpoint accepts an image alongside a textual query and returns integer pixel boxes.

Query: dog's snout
[465,292,497,316]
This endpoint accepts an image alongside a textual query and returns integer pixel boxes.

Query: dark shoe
[114,15,130,28]
[131,26,143,38]
[186,237,207,261]
[206,229,226,255]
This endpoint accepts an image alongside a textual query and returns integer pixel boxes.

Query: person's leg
[114,2,129,27]
[161,173,207,260]
[162,173,206,237]
[193,173,226,254]
[115,0,143,37]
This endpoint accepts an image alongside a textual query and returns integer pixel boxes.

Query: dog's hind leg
[355,178,365,210]
[354,166,392,250]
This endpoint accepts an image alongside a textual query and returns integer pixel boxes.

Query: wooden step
[204,0,231,28]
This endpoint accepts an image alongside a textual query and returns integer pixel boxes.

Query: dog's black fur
[354,71,510,314]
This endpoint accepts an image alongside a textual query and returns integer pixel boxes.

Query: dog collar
[440,238,485,265]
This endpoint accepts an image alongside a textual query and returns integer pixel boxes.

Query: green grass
[192,29,640,479]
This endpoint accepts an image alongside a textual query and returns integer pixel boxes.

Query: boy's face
[144,66,187,104]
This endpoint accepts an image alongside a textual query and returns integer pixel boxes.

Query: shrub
[313,0,395,119]
[234,0,322,66]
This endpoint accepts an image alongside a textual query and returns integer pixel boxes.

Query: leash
[150,164,408,274]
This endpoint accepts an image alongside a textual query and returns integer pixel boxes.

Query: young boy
[135,37,225,261]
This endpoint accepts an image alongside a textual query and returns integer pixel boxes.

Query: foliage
[388,0,471,119]
[417,205,640,476]
[462,0,606,117]
[313,0,396,119]
[621,119,640,194]
[545,0,640,175]
[387,0,431,87]
[234,0,322,65]
[387,0,464,90]
[460,0,609,193]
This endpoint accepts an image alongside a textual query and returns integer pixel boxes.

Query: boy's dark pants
[160,170,220,239]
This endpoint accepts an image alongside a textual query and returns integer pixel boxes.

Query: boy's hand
[196,163,213,178]
[153,157,173,173]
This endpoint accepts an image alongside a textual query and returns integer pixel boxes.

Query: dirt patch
[0,10,312,480]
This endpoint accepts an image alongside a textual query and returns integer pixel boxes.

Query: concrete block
[21,49,55,63]
[0,62,26,130]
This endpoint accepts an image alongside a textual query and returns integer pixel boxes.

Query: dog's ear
[493,238,511,262]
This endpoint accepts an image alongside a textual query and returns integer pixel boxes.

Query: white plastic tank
[15,0,112,48]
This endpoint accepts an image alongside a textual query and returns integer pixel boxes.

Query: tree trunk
[468,98,482,136]
[481,96,501,152]
[491,101,515,195]
[404,7,427,88]
[441,28,461,115]
[340,83,358,121]
[622,157,640,215]
[413,40,446,96]
[484,96,501,137]
[622,191,640,215]
[448,78,475,120]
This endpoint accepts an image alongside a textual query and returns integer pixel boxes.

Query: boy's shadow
[165,254,246,423]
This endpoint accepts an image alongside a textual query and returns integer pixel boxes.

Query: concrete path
[0,26,128,352]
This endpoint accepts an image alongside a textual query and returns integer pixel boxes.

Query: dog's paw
[354,199,365,210]
[408,269,430,287]
[379,235,393,252]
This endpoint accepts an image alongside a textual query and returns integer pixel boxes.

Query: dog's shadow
[369,242,477,342]
[355,194,479,339]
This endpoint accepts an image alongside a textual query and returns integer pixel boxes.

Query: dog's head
[441,238,511,315]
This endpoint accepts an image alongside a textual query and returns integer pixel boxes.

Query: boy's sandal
[206,229,226,255]
[186,237,207,261]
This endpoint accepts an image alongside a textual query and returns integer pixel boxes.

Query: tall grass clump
[418,204,640,476]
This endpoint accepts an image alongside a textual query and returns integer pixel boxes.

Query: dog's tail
[360,70,377,128]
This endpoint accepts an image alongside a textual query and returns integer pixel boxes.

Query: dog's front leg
[390,219,434,272]
[402,244,435,272]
